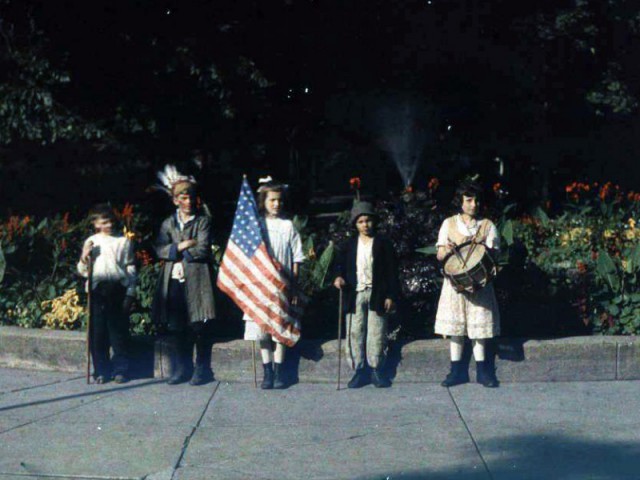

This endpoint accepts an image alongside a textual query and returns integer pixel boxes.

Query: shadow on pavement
[0,378,166,413]
[353,433,640,479]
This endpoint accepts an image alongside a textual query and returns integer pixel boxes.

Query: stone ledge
[0,326,637,383]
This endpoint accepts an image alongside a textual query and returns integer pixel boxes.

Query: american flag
[217,177,302,347]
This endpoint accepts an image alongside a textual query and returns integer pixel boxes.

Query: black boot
[476,361,499,388]
[190,339,214,386]
[371,368,391,388]
[167,336,191,385]
[441,361,469,387]
[261,363,274,390]
[273,363,287,389]
[347,368,369,389]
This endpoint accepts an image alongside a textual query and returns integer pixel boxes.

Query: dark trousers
[167,280,214,371]
[91,282,129,377]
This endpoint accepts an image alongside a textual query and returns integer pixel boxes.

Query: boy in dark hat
[151,165,217,386]
[333,201,399,388]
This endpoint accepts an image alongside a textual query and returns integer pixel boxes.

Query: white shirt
[356,237,374,291]
[436,215,500,250]
[77,233,137,295]
[171,211,196,282]
[263,217,305,275]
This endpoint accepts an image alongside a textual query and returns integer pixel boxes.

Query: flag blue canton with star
[229,178,264,257]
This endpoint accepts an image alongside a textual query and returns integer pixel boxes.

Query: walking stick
[85,255,94,384]
[251,340,258,388]
[337,288,344,390]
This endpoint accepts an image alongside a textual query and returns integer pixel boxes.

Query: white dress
[434,215,500,339]
[243,217,306,341]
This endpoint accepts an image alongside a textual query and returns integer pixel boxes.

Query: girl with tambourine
[434,179,500,388]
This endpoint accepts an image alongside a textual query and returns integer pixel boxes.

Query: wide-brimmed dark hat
[350,201,377,225]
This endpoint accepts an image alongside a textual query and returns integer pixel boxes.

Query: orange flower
[493,182,501,193]
[349,177,361,190]
[61,212,70,233]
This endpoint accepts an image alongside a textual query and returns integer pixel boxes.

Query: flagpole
[251,340,258,388]
[337,288,344,391]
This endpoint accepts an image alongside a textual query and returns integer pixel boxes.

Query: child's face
[264,191,283,217]
[355,215,375,237]
[173,193,195,216]
[93,217,113,235]
[461,195,479,217]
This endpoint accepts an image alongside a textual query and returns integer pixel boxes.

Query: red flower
[349,177,361,190]
[428,177,440,191]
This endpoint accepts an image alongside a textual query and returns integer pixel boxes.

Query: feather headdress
[155,164,197,197]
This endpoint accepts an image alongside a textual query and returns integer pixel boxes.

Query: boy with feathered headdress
[151,165,217,385]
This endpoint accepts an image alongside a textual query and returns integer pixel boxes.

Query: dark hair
[451,180,483,211]
[88,203,116,223]
[257,182,288,215]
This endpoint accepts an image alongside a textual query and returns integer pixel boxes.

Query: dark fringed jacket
[151,213,216,325]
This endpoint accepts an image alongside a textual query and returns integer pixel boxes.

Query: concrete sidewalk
[0,368,638,479]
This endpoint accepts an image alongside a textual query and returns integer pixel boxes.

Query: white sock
[259,339,273,364]
[274,343,286,364]
[450,336,464,362]
[472,339,486,362]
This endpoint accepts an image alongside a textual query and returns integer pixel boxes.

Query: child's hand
[178,239,197,251]
[333,277,346,290]
[81,240,94,263]
[384,298,396,314]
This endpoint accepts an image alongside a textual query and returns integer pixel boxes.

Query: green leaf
[503,203,517,216]
[607,304,620,316]
[0,244,5,283]
[37,218,49,231]
[631,244,640,274]
[311,241,335,289]
[501,220,514,246]
[596,250,619,292]
[533,206,550,227]
[416,246,438,256]
[292,215,308,233]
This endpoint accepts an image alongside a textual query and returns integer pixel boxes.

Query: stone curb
[0,326,637,382]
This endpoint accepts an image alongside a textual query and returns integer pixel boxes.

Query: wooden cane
[251,340,258,388]
[85,255,93,385]
[337,288,344,390]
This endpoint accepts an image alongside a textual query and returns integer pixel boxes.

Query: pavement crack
[0,471,140,479]
[0,375,84,397]
[0,390,119,436]
[170,382,221,480]
[446,388,495,480]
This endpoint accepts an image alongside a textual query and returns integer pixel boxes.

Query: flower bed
[2,179,640,337]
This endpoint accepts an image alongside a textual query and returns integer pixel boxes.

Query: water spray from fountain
[373,94,439,190]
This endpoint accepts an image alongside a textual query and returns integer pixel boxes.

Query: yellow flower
[123,227,136,241]
[41,289,86,330]
[603,229,615,239]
